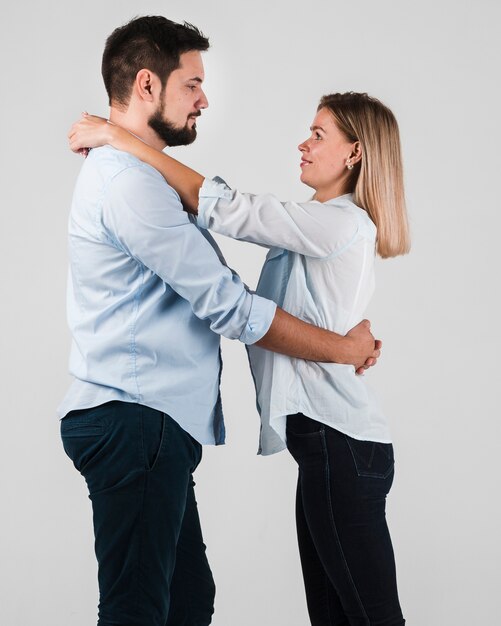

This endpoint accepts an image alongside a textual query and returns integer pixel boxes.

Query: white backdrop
[1,1,500,624]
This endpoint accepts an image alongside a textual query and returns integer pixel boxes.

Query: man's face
[148,50,208,146]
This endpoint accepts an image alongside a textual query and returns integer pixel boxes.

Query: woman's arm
[68,114,204,213]
[68,115,381,372]
[197,183,359,258]
[68,115,358,258]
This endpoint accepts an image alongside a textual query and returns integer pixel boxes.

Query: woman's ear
[350,141,363,165]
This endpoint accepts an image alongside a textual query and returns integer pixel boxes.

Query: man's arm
[101,162,379,371]
[76,125,380,366]
[257,308,380,372]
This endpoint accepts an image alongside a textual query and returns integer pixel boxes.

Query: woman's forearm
[111,126,204,213]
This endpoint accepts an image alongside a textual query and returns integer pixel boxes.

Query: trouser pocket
[60,402,115,473]
[344,435,395,479]
[140,407,166,472]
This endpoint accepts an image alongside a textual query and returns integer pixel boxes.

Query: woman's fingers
[68,121,90,150]
[68,114,110,156]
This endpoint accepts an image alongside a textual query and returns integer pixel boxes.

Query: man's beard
[148,101,199,147]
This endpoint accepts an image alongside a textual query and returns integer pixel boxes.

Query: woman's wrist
[108,123,130,151]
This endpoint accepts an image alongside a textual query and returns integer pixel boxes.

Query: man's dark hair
[102,16,210,107]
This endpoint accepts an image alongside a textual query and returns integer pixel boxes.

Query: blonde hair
[319,92,410,258]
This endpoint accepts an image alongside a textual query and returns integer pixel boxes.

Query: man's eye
[188,85,197,91]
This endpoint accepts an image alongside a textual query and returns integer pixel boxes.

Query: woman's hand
[68,113,118,157]
[67,113,205,213]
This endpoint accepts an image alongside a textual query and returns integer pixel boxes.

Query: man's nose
[198,89,209,109]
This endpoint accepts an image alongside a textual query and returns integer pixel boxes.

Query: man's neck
[109,107,166,151]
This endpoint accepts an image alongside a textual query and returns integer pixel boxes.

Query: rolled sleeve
[196,176,360,258]
[197,176,232,230]
[239,293,277,345]
[102,165,274,343]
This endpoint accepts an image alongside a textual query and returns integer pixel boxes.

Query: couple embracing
[60,15,409,626]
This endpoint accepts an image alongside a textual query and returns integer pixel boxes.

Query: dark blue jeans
[60,401,215,626]
[286,413,404,626]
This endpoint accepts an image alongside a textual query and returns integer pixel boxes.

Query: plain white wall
[1,1,499,624]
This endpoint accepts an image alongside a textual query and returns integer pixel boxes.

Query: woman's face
[299,107,359,202]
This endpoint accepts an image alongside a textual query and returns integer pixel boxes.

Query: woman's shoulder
[322,194,376,240]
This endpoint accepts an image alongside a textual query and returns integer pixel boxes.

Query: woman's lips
[300,159,312,168]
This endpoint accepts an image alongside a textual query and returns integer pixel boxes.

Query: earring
[346,159,354,170]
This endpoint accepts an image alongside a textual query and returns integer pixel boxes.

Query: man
[60,16,380,626]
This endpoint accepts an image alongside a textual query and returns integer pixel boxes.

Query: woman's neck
[313,183,351,203]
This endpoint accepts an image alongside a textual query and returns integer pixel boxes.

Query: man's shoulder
[86,145,164,183]
[85,146,182,214]
[72,146,181,224]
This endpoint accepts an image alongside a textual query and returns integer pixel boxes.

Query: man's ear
[135,69,161,103]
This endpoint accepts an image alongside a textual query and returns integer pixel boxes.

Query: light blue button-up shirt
[58,147,276,445]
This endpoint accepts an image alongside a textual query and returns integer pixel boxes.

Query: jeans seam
[134,404,146,620]
[139,404,146,471]
[324,571,333,625]
[148,413,166,473]
[322,429,370,624]
[134,472,147,620]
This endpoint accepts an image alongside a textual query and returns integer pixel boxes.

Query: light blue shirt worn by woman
[198,178,391,455]
[58,147,277,445]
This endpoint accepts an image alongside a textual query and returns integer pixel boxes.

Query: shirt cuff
[197,176,233,230]
[239,293,277,345]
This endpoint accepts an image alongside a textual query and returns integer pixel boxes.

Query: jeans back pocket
[60,404,114,472]
[344,436,394,479]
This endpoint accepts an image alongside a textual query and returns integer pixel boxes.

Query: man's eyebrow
[186,77,203,83]
[310,125,326,132]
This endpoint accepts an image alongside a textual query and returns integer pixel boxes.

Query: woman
[69,91,409,625]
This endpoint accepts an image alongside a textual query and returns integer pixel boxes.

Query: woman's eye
[314,132,322,140]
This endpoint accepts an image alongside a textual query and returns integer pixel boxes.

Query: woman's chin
[299,173,315,190]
